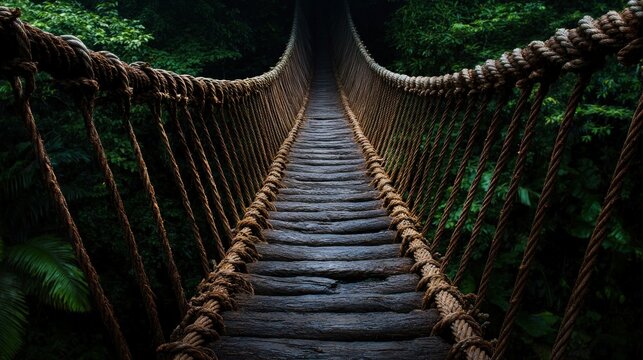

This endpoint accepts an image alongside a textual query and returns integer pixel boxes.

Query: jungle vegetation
[0,0,641,359]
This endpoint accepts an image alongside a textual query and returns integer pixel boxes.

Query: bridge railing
[0,3,311,359]
[332,1,643,359]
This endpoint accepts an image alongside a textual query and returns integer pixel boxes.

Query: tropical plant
[0,235,90,360]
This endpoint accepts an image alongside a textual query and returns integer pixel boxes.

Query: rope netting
[0,3,311,359]
[332,1,643,359]
[2,0,643,359]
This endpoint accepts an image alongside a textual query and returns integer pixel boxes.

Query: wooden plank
[290,142,357,150]
[263,229,396,246]
[247,258,413,279]
[277,187,371,196]
[221,310,439,341]
[287,158,365,167]
[295,136,353,143]
[285,164,365,174]
[339,273,420,294]
[283,171,367,182]
[288,148,362,157]
[245,273,420,296]
[276,191,379,203]
[280,180,372,190]
[269,209,387,222]
[213,337,451,360]
[234,292,422,312]
[255,244,400,261]
[284,171,368,182]
[250,272,421,295]
[269,217,390,234]
[246,274,338,295]
[274,200,381,212]
[287,153,364,161]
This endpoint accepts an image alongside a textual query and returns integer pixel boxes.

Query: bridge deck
[213,64,450,359]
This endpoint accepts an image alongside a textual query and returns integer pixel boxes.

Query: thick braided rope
[412,92,456,215]
[418,96,465,231]
[492,73,593,360]
[0,8,133,360]
[101,51,189,316]
[62,34,167,347]
[551,89,643,358]
[157,94,309,360]
[442,83,530,274]
[342,0,643,93]
[336,79,492,360]
[1,4,311,357]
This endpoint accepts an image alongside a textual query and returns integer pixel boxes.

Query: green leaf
[0,272,28,360]
[516,311,560,338]
[518,186,531,206]
[6,235,91,312]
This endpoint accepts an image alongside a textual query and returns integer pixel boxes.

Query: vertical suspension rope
[77,75,165,348]
[135,64,212,276]
[492,73,592,360]
[445,82,532,276]
[472,80,551,304]
[550,90,643,359]
[2,13,132,355]
[193,77,240,224]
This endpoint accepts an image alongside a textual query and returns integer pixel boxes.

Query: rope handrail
[332,0,643,359]
[1,1,643,359]
[0,2,312,359]
[341,0,643,93]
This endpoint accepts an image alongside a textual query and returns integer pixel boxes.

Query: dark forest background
[0,0,641,359]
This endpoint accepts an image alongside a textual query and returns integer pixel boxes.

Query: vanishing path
[213,60,450,359]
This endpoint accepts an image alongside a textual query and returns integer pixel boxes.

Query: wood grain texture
[213,337,451,360]
[223,310,439,340]
[255,244,400,261]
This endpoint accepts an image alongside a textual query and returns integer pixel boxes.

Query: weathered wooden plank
[245,273,420,296]
[276,191,379,203]
[234,292,422,313]
[277,187,371,196]
[269,209,387,222]
[295,136,354,143]
[221,310,439,341]
[255,244,400,261]
[284,171,368,182]
[288,148,363,157]
[290,142,357,150]
[287,153,364,161]
[279,181,373,192]
[287,158,365,167]
[274,200,381,212]
[285,164,364,174]
[213,337,450,360]
[269,217,390,234]
[339,273,421,294]
[247,258,413,279]
[246,274,338,295]
[263,229,397,246]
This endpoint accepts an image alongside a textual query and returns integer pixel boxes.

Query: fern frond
[0,272,28,360]
[5,235,91,312]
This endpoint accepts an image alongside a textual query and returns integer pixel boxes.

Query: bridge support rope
[2,1,643,359]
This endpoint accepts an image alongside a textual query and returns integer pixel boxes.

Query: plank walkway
[213,62,450,359]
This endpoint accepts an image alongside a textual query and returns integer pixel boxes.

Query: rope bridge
[1,1,642,359]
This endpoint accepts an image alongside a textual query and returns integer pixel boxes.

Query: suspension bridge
[1,1,642,359]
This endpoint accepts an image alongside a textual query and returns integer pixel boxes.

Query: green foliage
[4,0,152,57]
[0,236,90,360]
[375,0,643,358]
[5,236,91,312]
[386,0,625,75]
[1,0,293,357]
[0,272,28,360]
